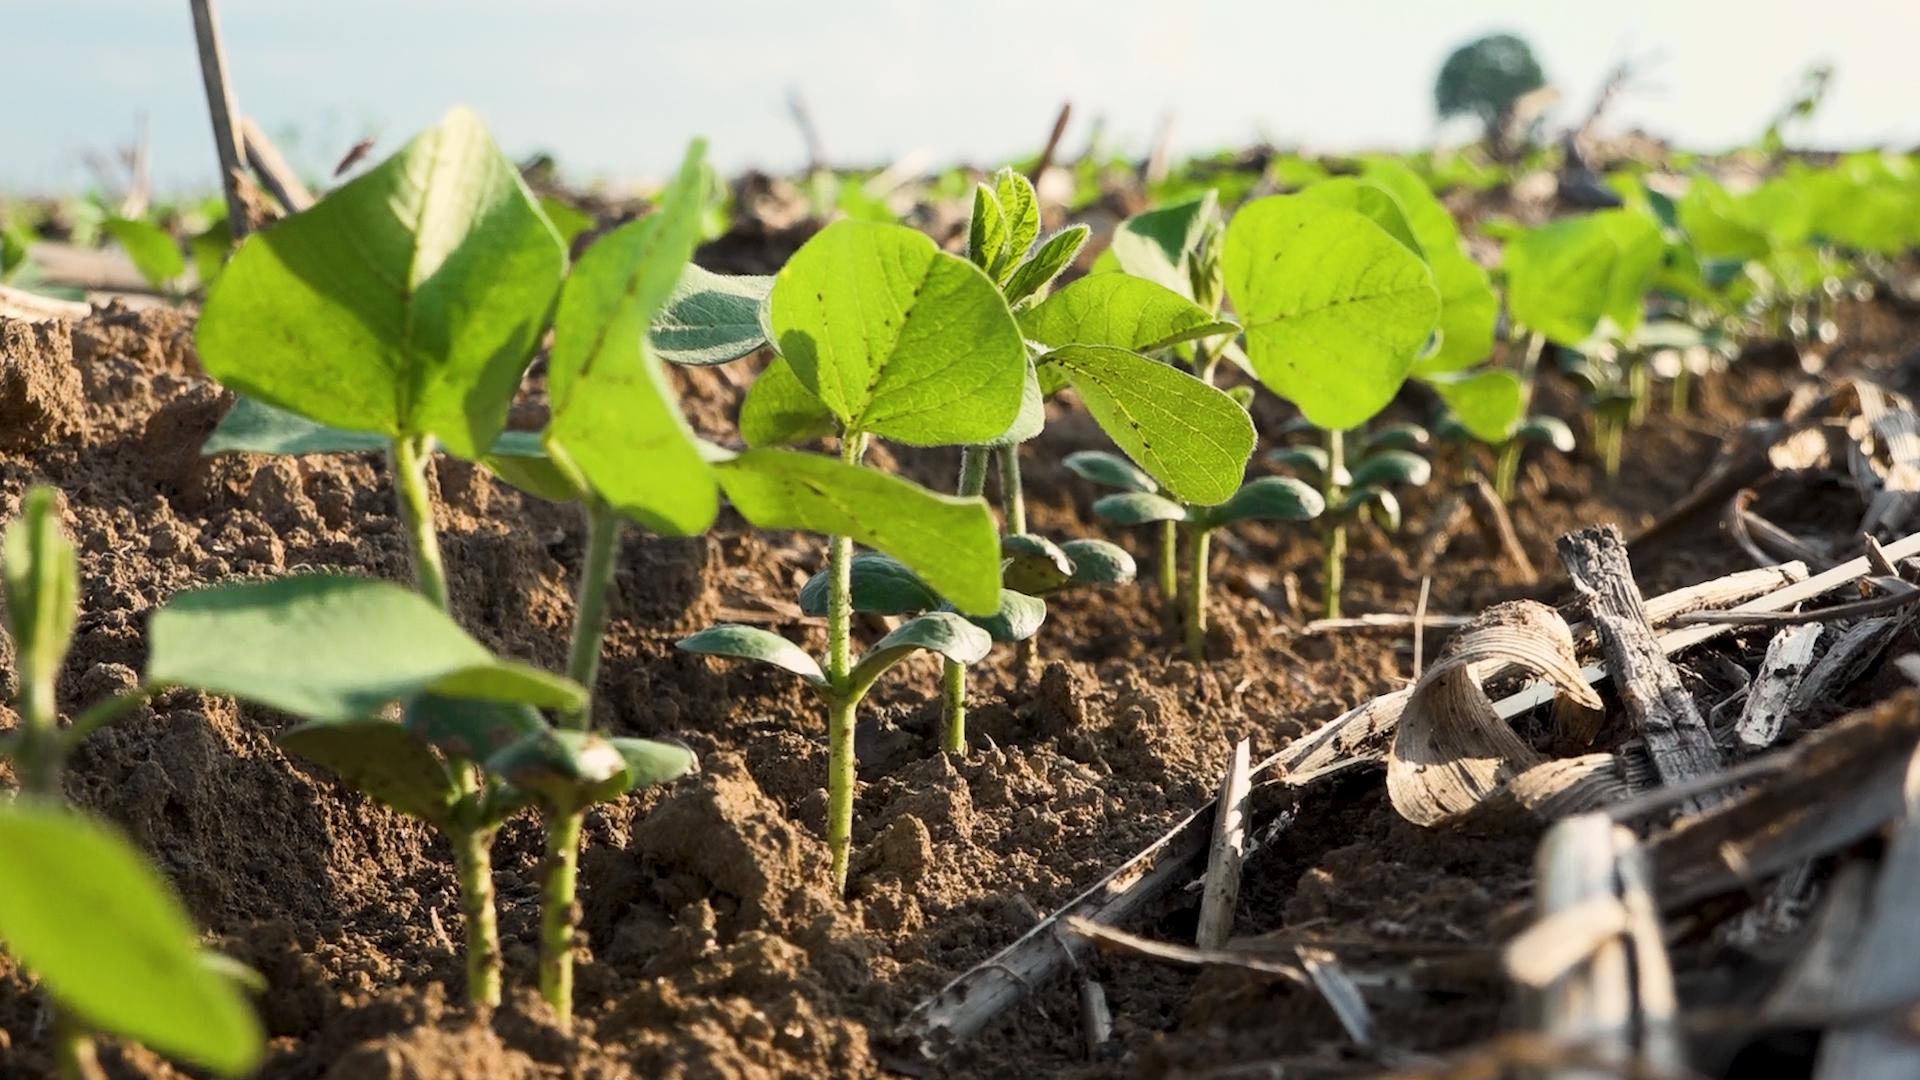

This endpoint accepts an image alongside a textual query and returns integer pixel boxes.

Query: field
[4,95,1920,1080]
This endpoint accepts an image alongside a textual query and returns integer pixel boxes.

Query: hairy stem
[998,446,1027,535]
[1493,440,1522,503]
[389,435,450,611]
[1184,526,1212,662]
[941,446,991,755]
[1322,428,1347,621]
[1158,519,1179,601]
[452,824,502,1007]
[824,433,867,896]
[538,810,582,1029]
[537,496,623,1030]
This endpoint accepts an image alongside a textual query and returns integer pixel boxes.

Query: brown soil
[0,276,1916,1080]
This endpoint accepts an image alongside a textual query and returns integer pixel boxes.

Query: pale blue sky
[3,0,1914,195]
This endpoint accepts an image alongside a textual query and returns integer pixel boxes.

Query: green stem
[941,446,991,755]
[1322,428,1347,621]
[824,433,867,897]
[998,446,1027,536]
[1628,361,1651,426]
[1671,366,1692,415]
[1184,526,1211,662]
[537,496,623,1031]
[53,1011,104,1080]
[389,435,450,611]
[1158,519,1179,600]
[452,825,502,1007]
[537,810,582,1029]
[1493,440,1522,503]
[1516,331,1545,411]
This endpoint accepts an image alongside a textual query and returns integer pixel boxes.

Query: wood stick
[1078,980,1112,1059]
[239,115,313,213]
[1736,623,1824,749]
[1195,739,1251,949]
[1305,613,1470,636]
[188,0,251,240]
[1559,526,1724,809]
[1030,102,1072,183]
[0,284,89,324]
[1064,916,1305,982]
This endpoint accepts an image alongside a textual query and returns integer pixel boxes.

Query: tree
[1435,33,1546,133]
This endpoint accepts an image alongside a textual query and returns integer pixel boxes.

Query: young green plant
[0,489,264,1080]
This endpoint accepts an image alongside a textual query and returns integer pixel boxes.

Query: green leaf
[278,717,460,825]
[201,395,389,456]
[1267,445,1329,480]
[1430,368,1526,445]
[964,589,1047,643]
[713,449,1002,615]
[1363,422,1431,452]
[967,184,1010,278]
[1224,196,1440,429]
[986,362,1046,448]
[676,624,827,686]
[484,728,628,812]
[1000,534,1074,595]
[609,736,699,789]
[103,217,186,288]
[1003,225,1090,307]
[1092,491,1187,525]
[1200,476,1325,529]
[1504,210,1666,347]
[1361,159,1499,374]
[546,142,717,536]
[650,263,774,366]
[148,574,587,721]
[739,355,838,447]
[0,804,263,1077]
[771,220,1027,445]
[3,487,77,698]
[195,107,566,460]
[1677,175,1771,261]
[1345,486,1403,532]
[1350,448,1433,489]
[189,218,232,289]
[1296,178,1424,258]
[1040,345,1254,505]
[1060,538,1137,586]
[1062,449,1158,493]
[1110,191,1218,296]
[480,430,585,503]
[1519,416,1576,452]
[1021,274,1237,353]
[538,196,595,248]
[849,612,994,693]
[798,551,942,616]
[993,169,1041,279]
[401,694,545,763]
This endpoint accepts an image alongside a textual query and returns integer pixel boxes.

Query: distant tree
[1435,33,1546,133]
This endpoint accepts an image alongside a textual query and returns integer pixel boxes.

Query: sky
[3,0,1916,196]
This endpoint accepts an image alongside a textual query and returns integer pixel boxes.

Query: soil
[0,253,1917,1080]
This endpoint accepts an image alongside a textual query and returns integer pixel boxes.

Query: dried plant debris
[1386,600,1605,827]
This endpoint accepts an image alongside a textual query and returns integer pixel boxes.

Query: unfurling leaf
[1003,225,1090,307]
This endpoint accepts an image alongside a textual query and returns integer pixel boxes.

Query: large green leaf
[0,804,262,1076]
[1223,196,1440,429]
[1020,275,1236,353]
[1362,159,1498,374]
[739,355,838,447]
[3,487,78,700]
[676,624,826,686]
[278,717,459,824]
[1677,175,1771,262]
[1039,345,1253,506]
[1431,368,1526,444]
[770,220,1027,445]
[1504,210,1666,347]
[650,263,773,366]
[147,574,587,721]
[103,217,186,288]
[195,107,565,460]
[1296,178,1424,258]
[546,142,717,536]
[1109,191,1218,296]
[714,449,1001,614]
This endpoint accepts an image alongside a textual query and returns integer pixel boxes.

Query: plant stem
[389,433,501,1007]
[998,446,1027,535]
[941,446,991,755]
[1184,526,1211,662]
[824,433,867,897]
[1322,428,1347,621]
[451,824,502,1008]
[1493,440,1522,503]
[1628,360,1651,426]
[538,496,623,1031]
[53,1011,105,1080]
[389,435,450,611]
[1158,520,1179,600]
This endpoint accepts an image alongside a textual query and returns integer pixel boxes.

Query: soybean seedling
[190,109,700,1026]
[0,489,264,1079]
[1268,422,1434,614]
[1065,450,1322,661]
